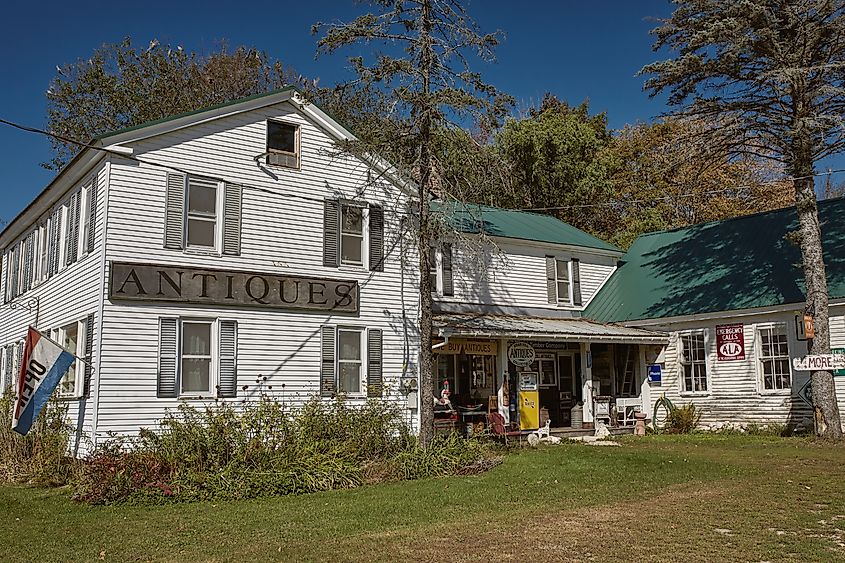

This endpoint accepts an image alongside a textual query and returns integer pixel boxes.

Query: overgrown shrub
[75,397,492,505]
[664,403,701,434]
[0,388,81,486]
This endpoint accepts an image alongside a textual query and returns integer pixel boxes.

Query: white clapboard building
[0,88,420,453]
[586,198,845,430]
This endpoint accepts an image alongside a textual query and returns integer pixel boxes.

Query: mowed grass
[2,435,845,562]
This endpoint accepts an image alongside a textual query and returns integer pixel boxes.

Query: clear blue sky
[1,0,842,224]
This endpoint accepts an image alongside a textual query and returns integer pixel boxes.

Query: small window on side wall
[266,121,299,168]
[340,204,365,266]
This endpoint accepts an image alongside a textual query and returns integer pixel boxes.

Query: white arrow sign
[792,355,845,371]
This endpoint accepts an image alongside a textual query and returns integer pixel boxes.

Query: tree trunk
[416,0,436,448]
[793,158,843,439]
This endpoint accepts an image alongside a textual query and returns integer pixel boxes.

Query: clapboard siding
[0,160,108,455]
[442,237,616,312]
[95,101,419,440]
[637,308,845,428]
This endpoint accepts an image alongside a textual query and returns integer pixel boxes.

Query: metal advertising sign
[832,348,845,376]
[647,364,662,385]
[109,262,359,313]
[797,378,813,408]
[792,354,845,371]
[716,324,746,361]
[508,341,536,367]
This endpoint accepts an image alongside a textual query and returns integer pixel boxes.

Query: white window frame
[266,119,301,168]
[756,322,792,394]
[678,330,709,395]
[78,183,90,260]
[336,326,366,397]
[184,177,224,253]
[339,203,367,268]
[53,319,86,399]
[555,258,571,305]
[429,244,441,295]
[178,318,218,397]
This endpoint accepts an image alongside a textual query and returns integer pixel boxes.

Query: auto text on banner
[12,327,77,436]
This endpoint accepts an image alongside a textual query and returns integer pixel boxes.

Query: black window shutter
[367,328,384,397]
[546,256,557,304]
[572,258,583,306]
[157,317,179,398]
[47,207,60,278]
[442,242,454,296]
[320,325,336,397]
[369,204,384,272]
[66,191,81,266]
[164,173,186,249]
[323,199,340,267]
[87,171,98,254]
[9,244,19,300]
[222,183,242,256]
[83,313,95,397]
[23,232,34,292]
[218,320,238,398]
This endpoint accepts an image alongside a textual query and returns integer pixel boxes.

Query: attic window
[266,121,299,168]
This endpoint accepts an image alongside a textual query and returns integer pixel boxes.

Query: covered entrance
[434,313,668,432]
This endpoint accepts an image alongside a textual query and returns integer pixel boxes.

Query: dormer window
[266,120,300,168]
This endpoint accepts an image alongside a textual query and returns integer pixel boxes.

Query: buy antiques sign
[109,262,359,313]
[433,339,498,356]
[716,324,746,361]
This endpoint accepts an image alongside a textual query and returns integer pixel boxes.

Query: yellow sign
[433,339,498,355]
[519,390,540,430]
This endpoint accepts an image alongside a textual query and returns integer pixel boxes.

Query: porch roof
[434,313,668,345]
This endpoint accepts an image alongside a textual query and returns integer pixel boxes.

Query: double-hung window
[758,324,791,391]
[53,320,86,398]
[266,120,300,168]
[556,259,570,305]
[337,328,364,394]
[186,177,219,249]
[679,331,708,393]
[340,204,365,266]
[181,320,214,395]
[429,244,439,294]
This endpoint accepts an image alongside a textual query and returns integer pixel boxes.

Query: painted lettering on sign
[109,262,359,313]
[716,323,746,361]
[792,355,845,371]
[508,342,536,367]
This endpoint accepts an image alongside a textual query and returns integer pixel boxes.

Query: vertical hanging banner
[12,327,76,436]
[716,324,746,361]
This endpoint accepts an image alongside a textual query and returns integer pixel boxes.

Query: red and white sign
[716,324,746,361]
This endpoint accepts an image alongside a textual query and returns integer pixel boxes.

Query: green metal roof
[95,86,298,140]
[434,202,622,253]
[585,197,845,323]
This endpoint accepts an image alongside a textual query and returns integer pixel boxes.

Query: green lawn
[2,435,845,562]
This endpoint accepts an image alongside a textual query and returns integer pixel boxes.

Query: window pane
[268,121,297,153]
[338,330,360,361]
[183,323,211,355]
[556,260,568,280]
[62,323,79,353]
[187,218,215,247]
[342,206,363,234]
[339,363,361,393]
[341,234,363,264]
[557,281,569,302]
[429,272,438,291]
[182,358,210,393]
[188,184,216,215]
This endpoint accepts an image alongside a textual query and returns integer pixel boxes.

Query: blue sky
[1,0,842,224]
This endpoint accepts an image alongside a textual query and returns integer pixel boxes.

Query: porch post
[580,341,594,424]
[638,345,651,421]
[497,338,509,424]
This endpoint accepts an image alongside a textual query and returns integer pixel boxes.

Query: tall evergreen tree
[314,0,512,446]
[642,0,845,437]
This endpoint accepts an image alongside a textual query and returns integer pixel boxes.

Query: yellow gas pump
[518,372,540,431]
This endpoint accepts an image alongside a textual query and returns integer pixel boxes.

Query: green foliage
[0,389,81,486]
[664,403,701,434]
[74,398,491,505]
[47,37,303,170]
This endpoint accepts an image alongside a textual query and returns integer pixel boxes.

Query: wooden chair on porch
[488,412,523,445]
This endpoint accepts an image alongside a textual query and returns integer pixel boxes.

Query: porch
[433,313,668,434]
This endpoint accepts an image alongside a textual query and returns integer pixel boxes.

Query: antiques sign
[508,341,536,367]
[716,324,746,361]
[109,262,358,313]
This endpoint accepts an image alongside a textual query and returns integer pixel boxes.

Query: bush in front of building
[664,403,702,434]
[0,389,82,486]
[74,397,494,504]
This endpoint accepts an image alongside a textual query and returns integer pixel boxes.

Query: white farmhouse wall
[0,160,108,454]
[441,237,616,313]
[95,101,419,441]
[641,306,845,428]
